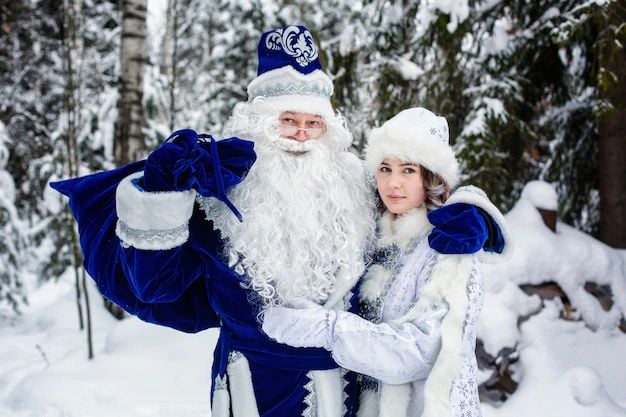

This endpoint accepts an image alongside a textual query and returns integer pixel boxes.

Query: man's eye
[379,166,390,173]
[404,168,416,174]
[280,118,295,125]
[307,121,322,128]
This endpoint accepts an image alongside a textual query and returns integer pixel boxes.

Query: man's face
[278,112,326,142]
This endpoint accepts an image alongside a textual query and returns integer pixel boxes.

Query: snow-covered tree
[148,0,274,138]
[0,122,27,314]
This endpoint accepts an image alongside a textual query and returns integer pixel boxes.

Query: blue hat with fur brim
[247,25,334,119]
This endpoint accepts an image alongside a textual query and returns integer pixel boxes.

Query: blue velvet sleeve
[50,136,257,333]
[50,162,218,332]
[427,203,488,254]
[427,203,505,255]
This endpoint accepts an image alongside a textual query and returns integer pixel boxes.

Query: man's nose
[294,129,309,142]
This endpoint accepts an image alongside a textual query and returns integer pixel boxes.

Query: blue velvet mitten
[427,203,489,254]
[143,129,256,220]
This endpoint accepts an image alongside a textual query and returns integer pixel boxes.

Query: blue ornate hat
[247,25,334,119]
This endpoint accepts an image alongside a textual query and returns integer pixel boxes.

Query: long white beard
[209,101,376,308]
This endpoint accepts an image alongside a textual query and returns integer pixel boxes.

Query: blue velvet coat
[51,143,360,417]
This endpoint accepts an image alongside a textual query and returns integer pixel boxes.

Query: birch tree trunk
[62,0,94,359]
[115,0,147,165]
[165,0,179,131]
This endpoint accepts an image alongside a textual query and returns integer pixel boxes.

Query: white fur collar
[378,206,433,250]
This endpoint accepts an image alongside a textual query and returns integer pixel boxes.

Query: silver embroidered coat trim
[228,350,243,364]
[302,372,318,417]
[117,220,188,243]
[357,374,378,392]
[361,237,424,324]
[342,291,354,312]
[450,264,483,417]
[340,368,349,417]
[213,374,228,391]
[196,195,222,220]
[360,297,383,324]
[371,243,403,270]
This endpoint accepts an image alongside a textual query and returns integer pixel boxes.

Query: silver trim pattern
[117,220,188,243]
[228,350,243,364]
[214,374,228,391]
[302,372,318,417]
[250,82,332,100]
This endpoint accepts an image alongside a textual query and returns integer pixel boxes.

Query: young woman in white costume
[262,107,511,417]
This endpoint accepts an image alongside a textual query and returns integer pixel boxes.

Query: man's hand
[143,129,210,193]
[427,203,488,254]
[262,299,336,350]
[141,129,256,220]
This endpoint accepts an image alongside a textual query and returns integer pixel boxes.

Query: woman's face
[375,158,426,215]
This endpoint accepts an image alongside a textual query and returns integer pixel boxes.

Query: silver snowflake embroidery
[264,26,318,67]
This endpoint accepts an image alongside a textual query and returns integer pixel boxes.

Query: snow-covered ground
[482,302,626,417]
[0,273,217,417]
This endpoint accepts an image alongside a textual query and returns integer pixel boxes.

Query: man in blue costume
[53,25,378,417]
[52,25,506,417]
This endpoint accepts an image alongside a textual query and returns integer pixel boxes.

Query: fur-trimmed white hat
[247,25,334,119]
[364,107,459,188]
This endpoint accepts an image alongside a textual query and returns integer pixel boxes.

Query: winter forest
[1,0,625,416]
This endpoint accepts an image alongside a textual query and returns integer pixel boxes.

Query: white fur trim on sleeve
[115,171,196,250]
[446,185,513,264]
[356,388,378,417]
[379,383,412,417]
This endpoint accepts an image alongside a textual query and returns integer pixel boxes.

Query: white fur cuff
[115,172,196,250]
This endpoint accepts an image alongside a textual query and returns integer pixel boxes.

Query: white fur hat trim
[247,66,334,119]
[364,107,459,188]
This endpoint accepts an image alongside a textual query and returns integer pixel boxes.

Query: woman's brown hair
[420,166,451,211]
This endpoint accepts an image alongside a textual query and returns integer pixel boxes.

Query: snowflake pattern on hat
[265,26,319,67]
[428,122,449,145]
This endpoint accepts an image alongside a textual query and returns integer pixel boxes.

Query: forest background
[0,0,624,360]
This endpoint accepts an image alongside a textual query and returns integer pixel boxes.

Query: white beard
[208,101,376,309]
